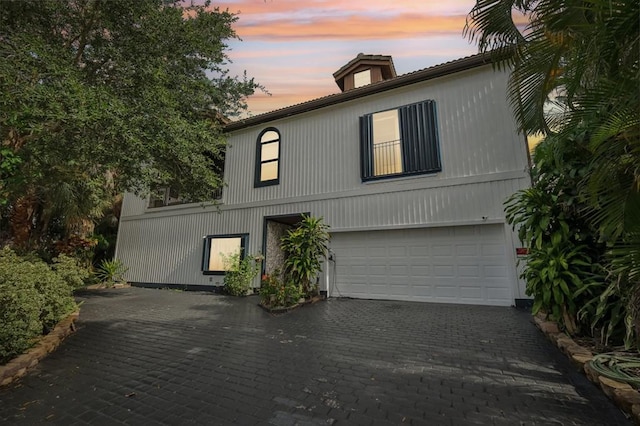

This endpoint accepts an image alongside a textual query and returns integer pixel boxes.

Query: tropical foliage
[506,134,606,333]
[467,0,639,348]
[95,258,129,287]
[281,215,330,297]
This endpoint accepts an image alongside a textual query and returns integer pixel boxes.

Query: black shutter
[359,114,374,180]
[398,100,441,174]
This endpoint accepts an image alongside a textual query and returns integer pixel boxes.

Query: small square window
[202,234,248,274]
[354,69,371,88]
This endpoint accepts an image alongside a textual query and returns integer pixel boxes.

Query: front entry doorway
[262,213,307,276]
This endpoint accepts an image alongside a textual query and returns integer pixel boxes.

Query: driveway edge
[533,314,640,425]
[0,310,80,387]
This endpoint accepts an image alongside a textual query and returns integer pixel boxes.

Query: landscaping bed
[533,314,640,424]
[258,294,324,314]
[0,310,79,387]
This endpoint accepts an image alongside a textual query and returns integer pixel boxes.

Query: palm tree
[465,0,639,347]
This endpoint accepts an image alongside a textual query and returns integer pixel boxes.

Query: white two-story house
[115,53,532,307]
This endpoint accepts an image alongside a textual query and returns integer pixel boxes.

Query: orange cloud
[235,14,470,41]
[244,88,338,116]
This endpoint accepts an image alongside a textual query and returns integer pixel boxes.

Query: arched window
[255,128,280,187]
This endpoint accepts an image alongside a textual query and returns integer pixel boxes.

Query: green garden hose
[588,353,640,388]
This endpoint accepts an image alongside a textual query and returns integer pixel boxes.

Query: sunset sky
[215,0,485,116]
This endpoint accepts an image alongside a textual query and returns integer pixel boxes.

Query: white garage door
[330,225,513,306]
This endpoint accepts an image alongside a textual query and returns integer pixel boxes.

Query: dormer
[333,53,397,92]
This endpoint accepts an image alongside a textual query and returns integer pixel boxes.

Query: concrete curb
[533,313,640,425]
[0,310,80,387]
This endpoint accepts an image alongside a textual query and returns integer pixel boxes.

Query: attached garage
[329,224,513,306]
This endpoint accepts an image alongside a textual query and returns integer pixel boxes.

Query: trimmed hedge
[0,248,82,364]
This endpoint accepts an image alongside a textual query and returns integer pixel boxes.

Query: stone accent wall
[265,221,292,275]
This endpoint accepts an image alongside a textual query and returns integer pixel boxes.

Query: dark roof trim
[225,53,493,133]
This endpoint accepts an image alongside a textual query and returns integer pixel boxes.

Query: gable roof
[225,53,492,132]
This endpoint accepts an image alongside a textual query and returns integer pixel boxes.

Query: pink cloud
[214,0,475,16]
[234,14,471,41]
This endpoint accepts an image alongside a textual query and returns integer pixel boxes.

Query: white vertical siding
[117,177,530,287]
[219,66,526,206]
[115,64,531,289]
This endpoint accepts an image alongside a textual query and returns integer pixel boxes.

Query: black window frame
[359,100,441,182]
[201,233,249,275]
[254,127,281,187]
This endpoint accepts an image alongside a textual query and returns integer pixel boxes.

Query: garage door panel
[409,244,429,254]
[459,286,483,299]
[389,265,409,275]
[481,243,505,256]
[487,287,510,301]
[370,284,391,294]
[410,266,430,276]
[459,265,480,277]
[412,286,433,297]
[432,244,453,255]
[369,247,387,257]
[434,284,458,297]
[485,265,508,278]
[369,265,387,275]
[330,225,513,306]
[456,244,479,256]
[434,265,455,277]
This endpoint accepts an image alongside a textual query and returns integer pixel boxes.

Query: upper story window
[148,185,222,208]
[148,187,185,208]
[359,100,441,181]
[353,69,371,88]
[255,128,280,187]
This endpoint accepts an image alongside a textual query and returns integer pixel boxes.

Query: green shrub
[0,247,79,364]
[36,264,78,332]
[0,249,44,363]
[53,254,90,289]
[222,252,261,296]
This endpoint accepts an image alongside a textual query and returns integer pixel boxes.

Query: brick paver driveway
[0,287,630,425]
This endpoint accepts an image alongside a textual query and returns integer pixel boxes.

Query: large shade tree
[0,0,258,254]
[465,0,639,346]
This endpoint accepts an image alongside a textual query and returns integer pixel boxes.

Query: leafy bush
[281,215,330,297]
[0,249,44,363]
[222,252,261,296]
[52,254,90,289]
[505,135,606,335]
[95,258,128,287]
[37,264,78,332]
[0,247,79,363]
[260,270,303,308]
